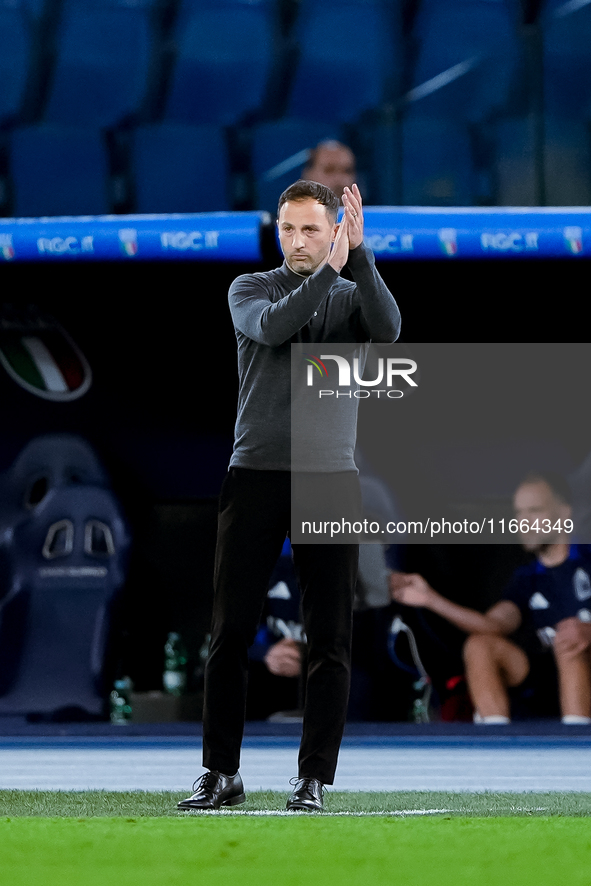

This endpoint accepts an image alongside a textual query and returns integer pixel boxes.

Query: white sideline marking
[178,809,452,817]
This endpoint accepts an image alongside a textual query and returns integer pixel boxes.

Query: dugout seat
[0,434,130,718]
[131,123,230,212]
[10,125,110,217]
[0,433,111,601]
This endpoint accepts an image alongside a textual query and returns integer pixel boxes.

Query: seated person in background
[246,538,304,720]
[390,472,591,725]
[247,517,405,722]
[302,140,357,203]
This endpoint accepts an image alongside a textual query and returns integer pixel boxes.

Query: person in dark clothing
[178,179,400,813]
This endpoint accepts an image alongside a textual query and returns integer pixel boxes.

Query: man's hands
[389,571,437,608]
[554,617,591,660]
[327,183,364,273]
[343,184,364,249]
[264,638,302,678]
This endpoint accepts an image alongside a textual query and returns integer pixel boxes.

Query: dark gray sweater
[228,242,401,472]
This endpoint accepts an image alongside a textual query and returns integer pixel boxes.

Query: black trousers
[202,467,359,785]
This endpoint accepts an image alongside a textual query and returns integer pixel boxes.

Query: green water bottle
[110,676,133,724]
[163,632,187,695]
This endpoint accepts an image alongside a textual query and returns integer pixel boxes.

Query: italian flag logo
[0,310,92,401]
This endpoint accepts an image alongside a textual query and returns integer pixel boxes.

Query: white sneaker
[473,711,510,725]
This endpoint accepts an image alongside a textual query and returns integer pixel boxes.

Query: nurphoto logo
[304,352,418,399]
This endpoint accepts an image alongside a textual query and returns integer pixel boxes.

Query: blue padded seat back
[0,3,31,123]
[541,0,591,116]
[0,484,130,715]
[401,117,474,206]
[10,125,110,217]
[287,0,402,123]
[165,0,275,125]
[44,1,152,126]
[408,0,520,123]
[132,123,230,212]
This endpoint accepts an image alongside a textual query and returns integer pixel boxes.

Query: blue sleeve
[501,566,533,615]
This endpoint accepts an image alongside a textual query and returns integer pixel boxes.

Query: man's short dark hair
[519,470,572,505]
[277,180,339,223]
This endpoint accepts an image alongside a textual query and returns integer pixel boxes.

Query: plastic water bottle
[110,676,133,724]
[163,632,187,695]
[411,677,431,723]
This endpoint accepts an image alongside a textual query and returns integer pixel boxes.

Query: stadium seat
[164,0,275,125]
[10,125,110,217]
[43,0,154,127]
[131,123,230,212]
[541,0,591,204]
[0,1,33,124]
[286,0,402,124]
[0,435,131,718]
[0,434,111,600]
[401,117,474,206]
[251,119,343,213]
[402,0,522,204]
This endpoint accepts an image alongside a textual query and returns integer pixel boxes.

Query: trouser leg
[202,469,289,774]
[292,541,358,785]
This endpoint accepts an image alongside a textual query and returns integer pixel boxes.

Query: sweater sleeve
[229,262,340,347]
[347,242,401,343]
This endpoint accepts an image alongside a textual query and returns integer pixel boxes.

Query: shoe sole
[223,792,246,807]
[286,803,322,812]
[177,792,246,811]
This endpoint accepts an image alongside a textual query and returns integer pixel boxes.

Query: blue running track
[1,723,591,792]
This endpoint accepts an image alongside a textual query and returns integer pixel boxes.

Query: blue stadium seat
[0,435,130,718]
[164,0,275,125]
[251,119,343,213]
[10,125,110,217]
[542,0,591,116]
[541,0,591,204]
[402,0,521,204]
[401,117,474,206]
[0,485,130,717]
[44,0,154,127]
[131,123,230,212]
[408,0,520,123]
[287,0,401,124]
[0,434,111,595]
[0,1,33,124]
[21,0,50,18]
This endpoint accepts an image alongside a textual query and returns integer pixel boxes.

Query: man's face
[512,480,572,552]
[277,198,337,276]
[304,146,356,200]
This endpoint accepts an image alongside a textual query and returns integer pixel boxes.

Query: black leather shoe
[286,777,324,812]
[177,771,245,811]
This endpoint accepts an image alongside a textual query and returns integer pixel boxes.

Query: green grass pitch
[1,791,591,886]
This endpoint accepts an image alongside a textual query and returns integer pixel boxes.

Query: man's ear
[331,223,340,242]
